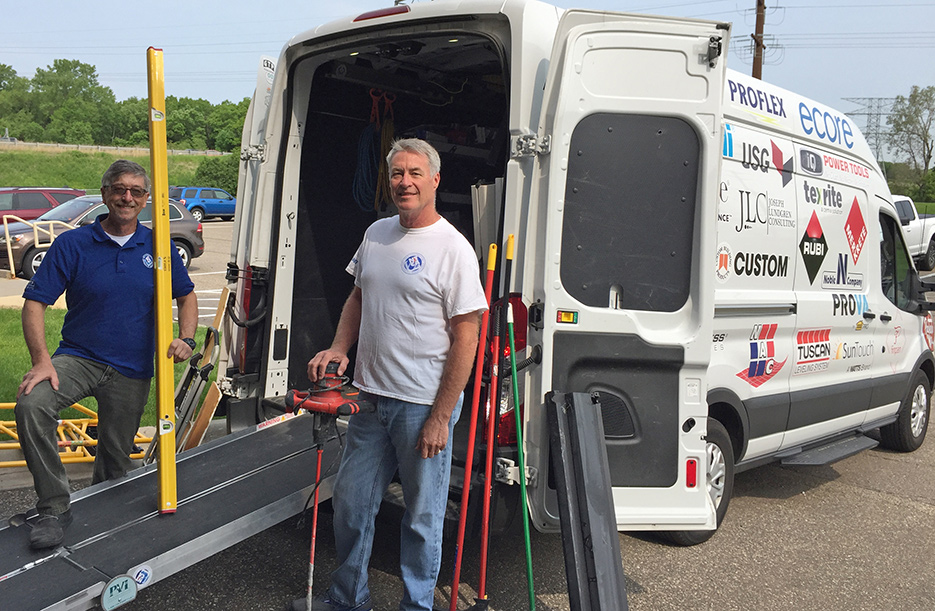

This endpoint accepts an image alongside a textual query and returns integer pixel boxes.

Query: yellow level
[147,47,177,514]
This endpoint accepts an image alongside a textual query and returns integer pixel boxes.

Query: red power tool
[285,362,373,416]
[287,362,375,611]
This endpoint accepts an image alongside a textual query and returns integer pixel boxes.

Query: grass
[914,201,935,215]
[0,307,213,431]
[0,149,206,190]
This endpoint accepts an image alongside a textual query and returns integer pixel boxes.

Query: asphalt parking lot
[1,221,934,610]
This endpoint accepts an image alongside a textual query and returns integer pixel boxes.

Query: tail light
[482,293,527,446]
[196,222,203,236]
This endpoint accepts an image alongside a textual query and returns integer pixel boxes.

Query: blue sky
[4,0,934,131]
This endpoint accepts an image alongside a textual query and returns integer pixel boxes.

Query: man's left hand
[167,338,195,363]
[416,413,450,459]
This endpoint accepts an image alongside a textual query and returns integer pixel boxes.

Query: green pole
[507,302,535,610]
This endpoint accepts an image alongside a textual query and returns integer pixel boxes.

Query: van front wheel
[657,419,734,546]
[880,370,930,452]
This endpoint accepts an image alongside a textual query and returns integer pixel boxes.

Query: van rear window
[560,113,698,312]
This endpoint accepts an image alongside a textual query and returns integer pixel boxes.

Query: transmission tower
[843,97,895,162]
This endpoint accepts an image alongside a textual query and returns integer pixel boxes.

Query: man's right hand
[307,350,349,383]
[18,361,59,398]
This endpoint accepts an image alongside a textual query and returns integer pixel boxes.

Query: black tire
[880,369,930,452]
[925,239,935,271]
[190,207,205,222]
[175,241,192,268]
[21,248,47,280]
[658,419,734,546]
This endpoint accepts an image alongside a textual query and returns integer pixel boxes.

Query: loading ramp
[0,412,330,611]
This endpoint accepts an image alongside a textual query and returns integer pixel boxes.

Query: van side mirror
[912,273,935,312]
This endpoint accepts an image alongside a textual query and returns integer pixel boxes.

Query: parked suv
[168,186,236,221]
[0,187,86,221]
[0,195,204,279]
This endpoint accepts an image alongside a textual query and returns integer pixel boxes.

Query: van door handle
[880,313,893,322]
[863,311,876,320]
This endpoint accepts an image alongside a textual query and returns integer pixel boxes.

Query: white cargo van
[220,0,933,544]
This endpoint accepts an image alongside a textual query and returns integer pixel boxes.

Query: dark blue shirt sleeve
[169,239,195,299]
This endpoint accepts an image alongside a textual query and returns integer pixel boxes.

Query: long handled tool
[477,234,515,607]
[287,363,375,611]
[449,244,497,611]
[508,302,535,610]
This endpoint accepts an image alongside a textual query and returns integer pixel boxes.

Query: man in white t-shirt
[303,139,487,611]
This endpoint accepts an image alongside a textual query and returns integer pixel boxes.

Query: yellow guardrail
[0,402,153,468]
[2,214,76,279]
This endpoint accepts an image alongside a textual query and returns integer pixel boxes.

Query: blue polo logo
[142,254,154,269]
[402,253,425,274]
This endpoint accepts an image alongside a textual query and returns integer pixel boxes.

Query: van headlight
[0,235,23,246]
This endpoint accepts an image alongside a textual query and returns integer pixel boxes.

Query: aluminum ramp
[0,412,331,611]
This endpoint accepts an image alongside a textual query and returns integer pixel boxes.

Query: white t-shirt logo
[401,253,425,274]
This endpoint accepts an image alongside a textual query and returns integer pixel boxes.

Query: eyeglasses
[107,185,148,198]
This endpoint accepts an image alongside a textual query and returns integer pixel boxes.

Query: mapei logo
[737,323,786,387]
[799,211,827,284]
[722,123,734,158]
[844,198,867,263]
[794,328,831,375]
[401,253,425,274]
[832,293,869,316]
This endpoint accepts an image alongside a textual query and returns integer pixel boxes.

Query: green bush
[194,153,240,194]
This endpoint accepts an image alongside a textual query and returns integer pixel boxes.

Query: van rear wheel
[880,370,930,452]
[657,419,734,546]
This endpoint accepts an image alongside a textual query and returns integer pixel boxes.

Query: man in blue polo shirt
[14,159,198,550]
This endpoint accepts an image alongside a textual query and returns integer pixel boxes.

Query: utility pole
[752,0,766,79]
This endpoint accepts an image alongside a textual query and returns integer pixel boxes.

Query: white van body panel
[225,0,933,538]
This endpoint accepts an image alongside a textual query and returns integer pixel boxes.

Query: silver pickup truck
[894,194,935,270]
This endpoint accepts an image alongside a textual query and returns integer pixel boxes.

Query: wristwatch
[180,337,197,351]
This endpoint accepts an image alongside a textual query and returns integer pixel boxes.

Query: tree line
[887,85,935,202]
[0,59,248,152]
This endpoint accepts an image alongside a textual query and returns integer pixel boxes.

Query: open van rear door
[526,11,730,532]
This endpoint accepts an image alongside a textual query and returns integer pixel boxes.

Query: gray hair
[386,138,441,177]
[101,159,151,192]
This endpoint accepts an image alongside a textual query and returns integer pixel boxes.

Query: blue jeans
[14,354,150,515]
[329,393,462,611]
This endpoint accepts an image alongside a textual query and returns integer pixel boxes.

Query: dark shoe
[29,509,72,550]
[289,594,372,611]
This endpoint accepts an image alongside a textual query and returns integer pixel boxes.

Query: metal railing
[1,215,77,278]
[0,402,152,467]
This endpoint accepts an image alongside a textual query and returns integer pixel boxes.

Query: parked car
[168,186,236,221]
[0,195,204,279]
[0,187,86,222]
[892,194,935,270]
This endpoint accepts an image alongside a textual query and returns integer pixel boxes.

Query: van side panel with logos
[220,0,932,543]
